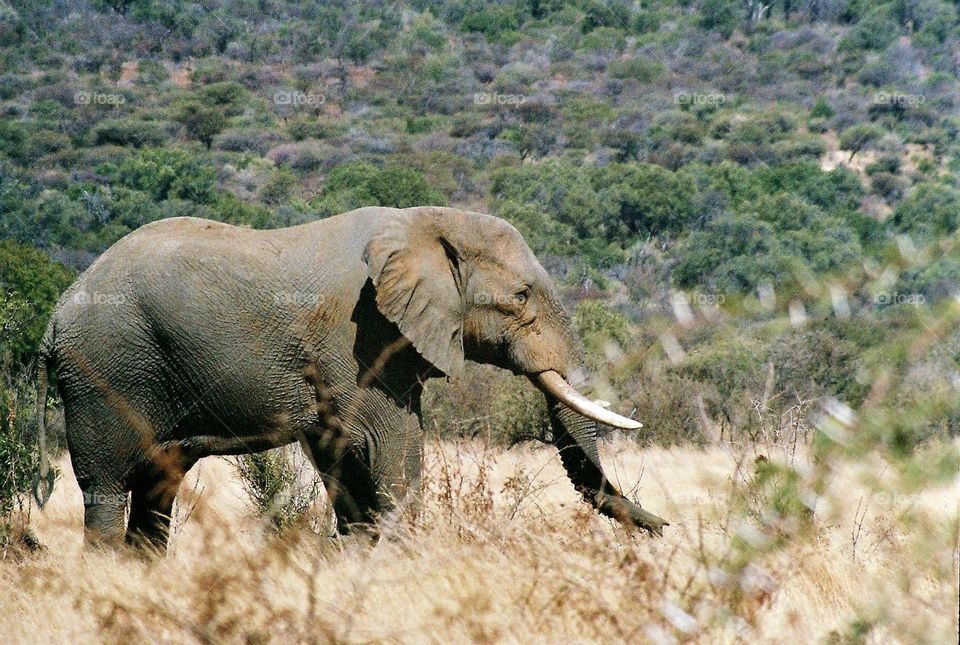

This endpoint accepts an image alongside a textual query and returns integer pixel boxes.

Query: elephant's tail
[33,321,56,509]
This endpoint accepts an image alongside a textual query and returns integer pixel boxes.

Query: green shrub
[110,148,216,203]
[891,183,960,239]
[259,168,298,204]
[580,0,630,33]
[25,130,70,159]
[748,163,865,212]
[0,240,74,368]
[0,387,39,526]
[769,325,870,407]
[0,297,51,539]
[572,300,632,370]
[460,6,521,41]
[315,162,447,214]
[700,0,739,38]
[897,254,960,303]
[372,166,446,208]
[839,8,900,51]
[809,97,834,119]
[199,81,248,114]
[136,59,169,85]
[839,123,886,160]
[423,366,550,445]
[175,101,227,148]
[233,447,325,533]
[286,118,344,141]
[92,118,167,148]
[672,196,863,296]
[0,120,27,161]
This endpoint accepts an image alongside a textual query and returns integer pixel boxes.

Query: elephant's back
[48,216,345,439]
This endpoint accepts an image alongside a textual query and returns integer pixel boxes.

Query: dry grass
[4,437,958,644]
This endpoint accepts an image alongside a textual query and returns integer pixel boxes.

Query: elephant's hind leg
[81,483,129,548]
[125,448,194,553]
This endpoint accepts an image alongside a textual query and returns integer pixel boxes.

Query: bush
[315,162,447,214]
[233,447,326,533]
[92,118,167,148]
[768,325,870,407]
[460,6,521,42]
[213,128,287,155]
[897,254,960,303]
[809,97,834,119]
[870,172,908,201]
[258,168,298,204]
[672,191,864,296]
[110,148,216,204]
[175,101,226,148]
[839,8,900,51]
[700,0,740,38]
[891,183,960,239]
[423,365,550,445]
[839,123,886,160]
[0,240,74,368]
[286,118,344,141]
[198,81,247,114]
[0,387,39,529]
[572,300,632,371]
[136,59,169,85]
[371,167,446,208]
[0,296,51,540]
[598,163,701,236]
[265,141,335,172]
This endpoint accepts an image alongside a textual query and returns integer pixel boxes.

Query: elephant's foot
[595,492,669,536]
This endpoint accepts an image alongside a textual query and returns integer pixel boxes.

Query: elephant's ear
[363,212,465,377]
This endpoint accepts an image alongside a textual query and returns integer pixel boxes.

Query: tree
[0,240,74,370]
[700,0,740,38]
[175,102,226,149]
[839,124,885,161]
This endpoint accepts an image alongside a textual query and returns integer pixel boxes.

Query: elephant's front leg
[299,427,379,535]
[300,390,423,536]
[368,407,424,527]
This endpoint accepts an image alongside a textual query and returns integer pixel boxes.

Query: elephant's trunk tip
[533,370,643,431]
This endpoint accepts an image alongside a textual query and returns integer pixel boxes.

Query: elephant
[35,206,667,551]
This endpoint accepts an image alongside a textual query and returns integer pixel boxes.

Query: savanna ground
[4,434,957,644]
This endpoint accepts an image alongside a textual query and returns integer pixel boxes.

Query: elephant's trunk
[541,387,668,536]
[534,370,642,430]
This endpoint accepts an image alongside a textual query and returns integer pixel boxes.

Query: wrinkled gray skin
[41,206,666,551]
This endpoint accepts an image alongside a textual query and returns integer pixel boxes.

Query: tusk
[534,370,643,430]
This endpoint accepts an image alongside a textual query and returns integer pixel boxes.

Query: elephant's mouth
[530,370,643,431]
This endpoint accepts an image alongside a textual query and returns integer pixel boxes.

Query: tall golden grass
[3,435,957,644]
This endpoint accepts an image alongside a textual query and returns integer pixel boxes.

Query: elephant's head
[364,207,667,534]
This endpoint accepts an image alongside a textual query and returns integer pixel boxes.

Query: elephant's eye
[513,288,529,305]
